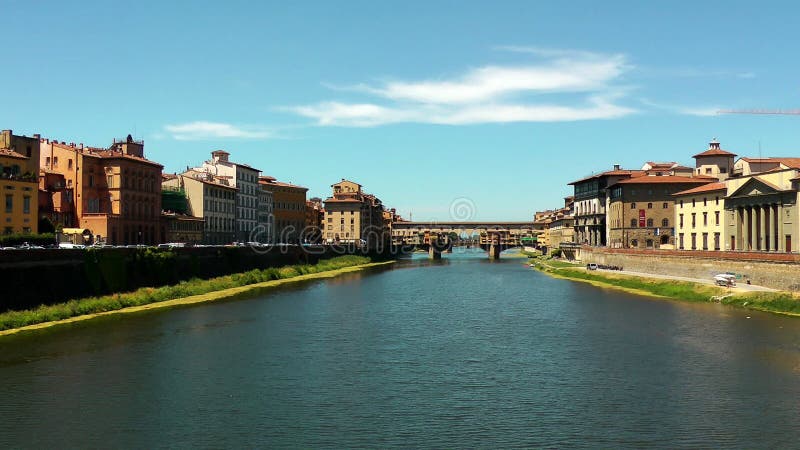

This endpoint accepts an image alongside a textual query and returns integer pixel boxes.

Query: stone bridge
[391,221,538,259]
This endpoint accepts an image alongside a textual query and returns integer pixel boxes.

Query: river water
[2,249,800,448]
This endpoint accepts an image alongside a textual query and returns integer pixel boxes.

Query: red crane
[718,109,800,115]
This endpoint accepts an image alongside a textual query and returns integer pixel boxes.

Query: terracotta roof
[0,148,27,159]
[741,157,800,169]
[568,169,644,185]
[615,175,717,185]
[673,182,727,196]
[259,177,308,190]
[324,197,362,203]
[644,161,679,168]
[331,178,362,187]
[693,148,736,158]
[95,150,163,167]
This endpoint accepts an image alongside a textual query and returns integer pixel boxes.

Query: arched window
[646,218,654,227]
[630,218,637,227]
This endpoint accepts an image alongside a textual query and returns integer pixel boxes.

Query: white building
[197,150,260,242]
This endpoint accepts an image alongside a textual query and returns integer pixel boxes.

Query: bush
[0,233,56,247]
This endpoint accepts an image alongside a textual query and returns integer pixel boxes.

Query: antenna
[718,109,800,115]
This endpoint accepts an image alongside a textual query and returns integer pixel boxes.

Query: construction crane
[718,109,800,115]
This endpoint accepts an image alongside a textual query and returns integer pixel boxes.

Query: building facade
[323,179,388,247]
[164,172,236,245]
[723,169,800,253]
[259,176,307,243]
[0,130,40,234]
[674,183,727,251]
[39,135,162,245]
[569,166,642,246]
[197,150,260,242]
[256,184,274,244]
[607,175,715,249]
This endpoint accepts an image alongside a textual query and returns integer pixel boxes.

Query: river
[1,249,800,448]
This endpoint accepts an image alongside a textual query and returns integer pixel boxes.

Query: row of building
[0,129,400,247]
[535,139,800,254]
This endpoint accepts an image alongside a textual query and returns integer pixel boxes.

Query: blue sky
[3,0,800,220]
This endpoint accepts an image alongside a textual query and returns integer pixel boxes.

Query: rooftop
[615,175,717,185]
[673,182,727,196]
[693,139,737,158]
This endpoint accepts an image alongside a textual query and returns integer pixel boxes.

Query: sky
[3,0,800,221]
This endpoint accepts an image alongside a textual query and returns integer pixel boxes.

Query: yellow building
[323,179,388,247]
[0,130,40,234]
[674,182,727,251]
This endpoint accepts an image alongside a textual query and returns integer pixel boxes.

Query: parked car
[58,243,86,249]
[586,263,598,270]
[714,274,736,287]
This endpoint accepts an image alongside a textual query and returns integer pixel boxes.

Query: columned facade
[728,194,797,253]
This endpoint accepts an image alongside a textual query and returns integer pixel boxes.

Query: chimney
[33,134,40,139]
[613,164,621,170]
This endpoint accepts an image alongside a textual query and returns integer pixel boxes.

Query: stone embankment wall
[0,245,387,312]
[581,247,800,292]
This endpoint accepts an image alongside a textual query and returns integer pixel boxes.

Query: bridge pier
[488,243,501,259]
[429,246,442,260]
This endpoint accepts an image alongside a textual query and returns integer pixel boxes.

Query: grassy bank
[0,255,386,334]
[532,259,800,317]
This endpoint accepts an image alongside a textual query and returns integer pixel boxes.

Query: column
[764,205,771,251]
[778,203,785,252]
[742,206,750,251]
[758,205,769,251]
[737,206,743,251]
[774,204,780,251]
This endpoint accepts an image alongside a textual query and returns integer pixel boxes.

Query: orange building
[40,135,163,245]
[259,176,308,243]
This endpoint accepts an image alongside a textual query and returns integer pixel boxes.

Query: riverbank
[530,257,800,317]
[0,256,393,336]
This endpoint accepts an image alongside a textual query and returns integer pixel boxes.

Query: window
[68,159,73,169]
[715,196,719,205]
[647,218,653,227]
[705,168,712,174]
[53,157,58,168]
[630,218,637,227]
[45,157,50,168]
[679,213,684,228]
[691,233,697,250]
[631,203,636,209]
[107,175,113,188]
[702,232,708,250]
[679,233,685,249]
[714,232,720,250]
[647,202,653,209]
[715,211,720,225]
[4,194,11,213]
[703,197,707,206]
[88,175,94,187]
[23,196,30,214]
[662,202,668,209]
[692,198,696,207]
[662,218,669,227]
[680,200,683,208]
[703,212,708,226]
[691,213,696,228]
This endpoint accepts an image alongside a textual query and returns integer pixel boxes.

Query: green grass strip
[0,255,378,333]
[534,262,800,317]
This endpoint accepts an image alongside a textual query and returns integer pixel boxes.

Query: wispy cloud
[164,121,271,140]
[639,98,721,117]
[285,48,636,127]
